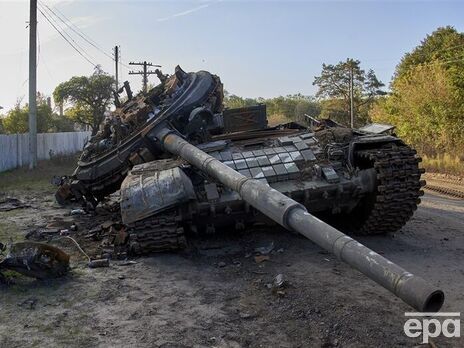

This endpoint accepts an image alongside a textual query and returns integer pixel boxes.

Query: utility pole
[129,61,161,93]
[349,64,354,128]
[114,46,119,90]
[28,0,37,169]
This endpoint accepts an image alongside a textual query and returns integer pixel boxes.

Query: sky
[0,0,463,112]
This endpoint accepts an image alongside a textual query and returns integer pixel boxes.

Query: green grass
[422,153,464,177]
[0,155,78,193]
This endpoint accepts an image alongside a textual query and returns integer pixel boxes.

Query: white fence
[0,131,91,172]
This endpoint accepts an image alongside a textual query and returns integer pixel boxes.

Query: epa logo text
[404,312,460,344]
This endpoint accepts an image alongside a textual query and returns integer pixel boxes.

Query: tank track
[354,143,425,234]
[127,211,187,254]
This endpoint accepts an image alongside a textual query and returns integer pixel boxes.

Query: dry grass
[422,153,464,177]
[267,113,291,126]
[0,155,78,193]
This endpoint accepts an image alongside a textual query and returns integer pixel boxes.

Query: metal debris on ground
[0,242,70,279]
[117,260,137,266]
[59,229,70,236]
[273,274,287,289]
[88,258,110,268]
[272,274,288,296]
[25,228,60,240]
[70,209,85,215]
[254,242,274,255]
[0,197,30,212]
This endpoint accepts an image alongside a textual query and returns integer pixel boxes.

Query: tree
[395,26,464,81]
[223,90,259,109]
[0,111,4,133]
[371,26,464,156]
[313,59,385,126]
[54,66,115,135]
[223,92,321,125]
[2,95,54,134]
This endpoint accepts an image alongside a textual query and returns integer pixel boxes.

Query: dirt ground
[0,165,463,347]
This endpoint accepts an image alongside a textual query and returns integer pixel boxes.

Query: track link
[128,211,187,254]
[354,144,425,234]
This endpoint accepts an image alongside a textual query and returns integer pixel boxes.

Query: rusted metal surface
[0,242,70,279]
[223,104,267,133]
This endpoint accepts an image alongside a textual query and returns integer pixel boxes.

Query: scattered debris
[117,260,137,266]
[0,197,30,212]
[25,228,60,240]
[0,242,69,279]
[233,260,242,267]
[254,255,270,264]
[88,258,110,268]
[59,229,70,236]
[254,242,274,255]
[271,274,288,296]
[273,274,287,289]
[239,311,257,319]
[70,209,85,215]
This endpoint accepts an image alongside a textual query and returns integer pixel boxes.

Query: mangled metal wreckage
[55,66,444,312]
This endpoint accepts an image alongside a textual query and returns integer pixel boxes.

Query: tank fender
[120,166,195,224]
[348,135,404,167]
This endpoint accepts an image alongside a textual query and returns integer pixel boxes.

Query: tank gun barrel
[154,127,444,312]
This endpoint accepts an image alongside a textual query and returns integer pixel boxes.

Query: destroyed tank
[56,67,444,312]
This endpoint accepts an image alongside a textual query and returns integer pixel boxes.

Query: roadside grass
[422,154,464,177]
[0,155,78,193]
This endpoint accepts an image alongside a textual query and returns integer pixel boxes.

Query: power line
[39,0,113,63]
[129,61,162,93]
[38,2,96,63]
[37,6,97,68]
[39,0,131,69]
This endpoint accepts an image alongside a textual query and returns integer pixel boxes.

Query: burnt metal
[155,128,443,312]
[0,242,70,279]
[55,67,442,312]
[223,104,267,133]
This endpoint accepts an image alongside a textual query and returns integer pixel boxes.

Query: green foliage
[313,58,385,126]
[1,94,75,134]
[54,66,114,135]
[2,96,54,134]
[224,92,320,125]
[0,115,4,133]
[371,27,464,156]
[395,26,464,80]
